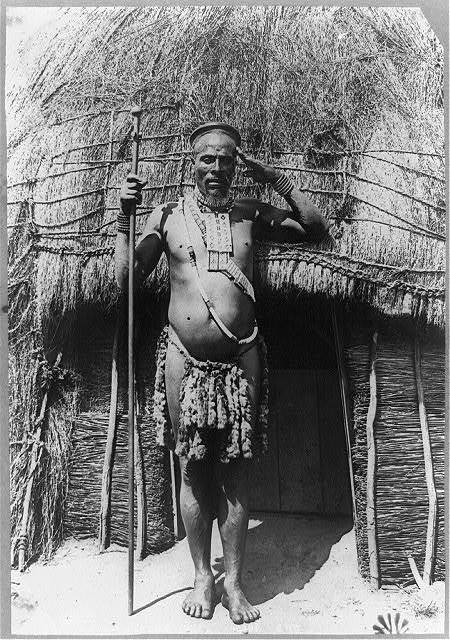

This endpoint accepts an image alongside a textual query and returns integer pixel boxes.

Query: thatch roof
[7,6,445,333]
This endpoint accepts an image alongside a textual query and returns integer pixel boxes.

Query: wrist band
[117,213,130,234]
[273,173,294,198]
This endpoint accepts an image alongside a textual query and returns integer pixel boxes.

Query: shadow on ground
[212,513,353,605]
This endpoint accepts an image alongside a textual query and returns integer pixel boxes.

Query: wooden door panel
[317,370,352,515]
[249,368,351,516]
[249,371,280,511]
[277,370,323,513]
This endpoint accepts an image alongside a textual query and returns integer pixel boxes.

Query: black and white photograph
[4,4,447,636]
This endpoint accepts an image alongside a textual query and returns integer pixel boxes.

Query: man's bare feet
[221,579,260,624]
[182,573,216,619]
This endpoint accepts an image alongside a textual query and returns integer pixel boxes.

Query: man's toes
[243,610,253,623]
[242,607,260,623]
[231,611,244,625]
[194,604,202,618]
[202,608,212,619]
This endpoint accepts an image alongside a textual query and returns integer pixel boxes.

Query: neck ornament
[188,192,233,270]
[194,186,234,213]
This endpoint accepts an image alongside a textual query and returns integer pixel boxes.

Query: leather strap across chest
[180,197,258,346]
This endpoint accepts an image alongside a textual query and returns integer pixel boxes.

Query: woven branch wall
[63,303,174,552]
[65,414,173,550]
[345,324,445,586]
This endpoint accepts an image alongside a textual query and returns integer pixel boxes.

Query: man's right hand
[119,173,147,216]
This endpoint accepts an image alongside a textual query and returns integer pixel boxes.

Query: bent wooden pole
[331,303,357,528]
[98,318,120,551]
[128,105,142,616]
[18,352,62,571]
[99,110,119,553]
[366,330,380,589]
[414,331,437,586]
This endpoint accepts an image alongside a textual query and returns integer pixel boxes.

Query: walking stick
[128,105,142,616]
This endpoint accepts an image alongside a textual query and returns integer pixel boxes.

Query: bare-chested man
[115,122,329,624]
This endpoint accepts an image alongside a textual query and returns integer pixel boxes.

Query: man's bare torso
[146,197,262,361]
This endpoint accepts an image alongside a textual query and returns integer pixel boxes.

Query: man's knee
[180,457,213,489]
[214,459,249,495]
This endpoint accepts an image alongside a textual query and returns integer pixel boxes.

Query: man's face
[192,132,237,198]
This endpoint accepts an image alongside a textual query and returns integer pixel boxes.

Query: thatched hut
[8,6,445,588]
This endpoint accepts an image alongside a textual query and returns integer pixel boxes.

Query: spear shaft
[128,105,142,616]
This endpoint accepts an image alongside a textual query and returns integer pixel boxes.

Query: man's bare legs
[215,459,260,624]
[215,341,261,624]
[165,334,261,622]
[179,458,216,619]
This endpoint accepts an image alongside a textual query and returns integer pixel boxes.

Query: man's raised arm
[236,148,329,242]
[115,173,163,292]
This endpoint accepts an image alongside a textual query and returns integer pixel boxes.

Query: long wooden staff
[128,105,142,616]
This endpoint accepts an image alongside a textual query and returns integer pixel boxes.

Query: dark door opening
[250,296,352,517]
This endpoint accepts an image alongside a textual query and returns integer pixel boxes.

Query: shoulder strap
[223,258,255,302]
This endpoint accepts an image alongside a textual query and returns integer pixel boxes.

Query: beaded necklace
[192,187,234,270]
[194,186,234,213]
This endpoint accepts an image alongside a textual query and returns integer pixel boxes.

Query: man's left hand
[236,147,281,185]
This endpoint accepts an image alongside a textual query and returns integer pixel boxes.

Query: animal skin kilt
[153,326,269,463]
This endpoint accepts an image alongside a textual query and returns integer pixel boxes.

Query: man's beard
[195,185,234,211]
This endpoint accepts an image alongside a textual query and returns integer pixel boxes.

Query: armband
[117,213,130,234]
[272,173,294,198]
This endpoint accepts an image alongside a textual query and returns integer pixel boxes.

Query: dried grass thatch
[8,6,444,329]
[7,6,445,569]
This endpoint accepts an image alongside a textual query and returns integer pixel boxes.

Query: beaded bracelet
[117,213,130,234]
[272,173,294,198]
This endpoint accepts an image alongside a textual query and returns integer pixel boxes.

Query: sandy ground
[11,514,446,636]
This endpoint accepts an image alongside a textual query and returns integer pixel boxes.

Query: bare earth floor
[11,514,445,636]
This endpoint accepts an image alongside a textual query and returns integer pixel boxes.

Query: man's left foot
[222,580,260,624]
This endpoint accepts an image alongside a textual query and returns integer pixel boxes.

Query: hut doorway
[249,296,353,516]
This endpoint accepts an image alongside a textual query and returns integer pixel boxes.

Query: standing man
[115,123,329,624]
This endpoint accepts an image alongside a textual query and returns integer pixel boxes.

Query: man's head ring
[189,122,241,148]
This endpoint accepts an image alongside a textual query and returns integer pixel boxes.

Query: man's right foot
[182,573,216,619]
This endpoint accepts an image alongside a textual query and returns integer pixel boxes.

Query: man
[115,123,329,624]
